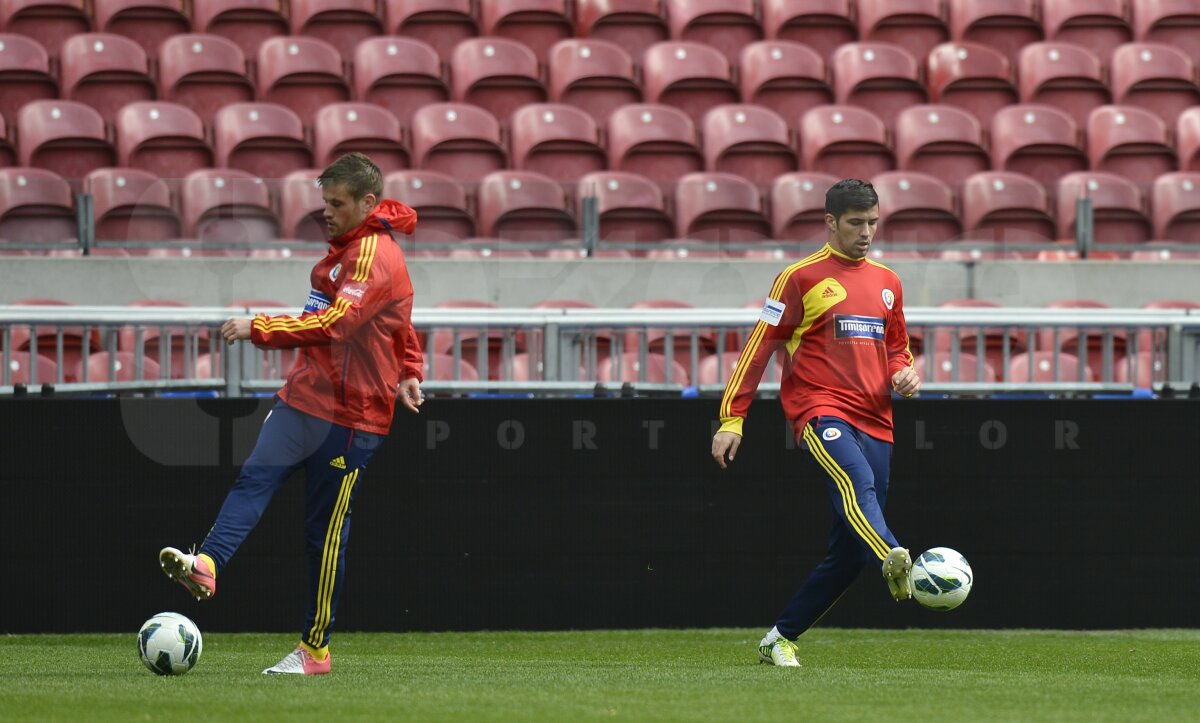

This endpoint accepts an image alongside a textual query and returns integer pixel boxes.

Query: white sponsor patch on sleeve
[759,298,786,326]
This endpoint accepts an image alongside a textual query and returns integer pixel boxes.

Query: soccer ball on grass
[138,612,202,675]
[911,547,973,611]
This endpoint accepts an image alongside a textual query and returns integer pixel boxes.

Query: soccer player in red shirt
[158,153,424,675]
[711,179,921,667]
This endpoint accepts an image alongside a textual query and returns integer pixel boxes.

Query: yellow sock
[197,553,217,577]
[300,641,329,661]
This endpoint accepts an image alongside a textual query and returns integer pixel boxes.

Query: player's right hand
[711,431,741,470]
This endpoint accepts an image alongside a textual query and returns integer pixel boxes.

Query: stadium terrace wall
[3,398,1197,634]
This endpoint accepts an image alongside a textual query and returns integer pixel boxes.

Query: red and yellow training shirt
[718,244,915,443]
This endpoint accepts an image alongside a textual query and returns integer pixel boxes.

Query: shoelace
[775,640,798,664]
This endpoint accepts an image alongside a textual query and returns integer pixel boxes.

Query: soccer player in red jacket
[159,152,424,675]
[711,179,921,667]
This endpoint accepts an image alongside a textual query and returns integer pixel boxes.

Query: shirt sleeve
[398,322,424,382]
[250,234,392,349]
[887,282,916,378]
[717,272,803,436]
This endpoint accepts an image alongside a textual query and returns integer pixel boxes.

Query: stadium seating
[761,0,855,60]
[17,100,116,182]
[1039,299,1126,376]
[1133,0,1200,61]
[0,0,92,58]
[3,351,58,385]
[157,34,254,126]
[312,102,409,173]
[1151,173,1200,243]
[115,101,212,179]
[894,104,989,187]
[0,34,58,122]
[577,170,673,251]
[384,169,475,242]
[476,170,576,243]
[0,115,12,167]
[1043,0,1132,61]
[85,167,181,241]
[857,0,948,62]
[424,352,481,381]
[509,103,605,182]
[831,42,927,127]
[799,106,894,179]
[770,172,838,242]
[700,104,797,186]
[873,172,961,244]
[666,0,761,64]
[1115,350,1167,387]
[481,0,571,64]
[1109,43,1200,129]
[547,38,641,123]
[278,169,326,241]
[990,104,1086,185]
[575,0,668,61]
[623,298,711,381]
[256,36,350,127]
[1179,108,1200,172]
[960,171,1055,243]
[289,0,383,59]
[932,298,1025,375]
[213,102,312,180]
[59,33,155,124]
[1007,351,1092,383]
[1086,105,1177,186]
[384,0,477,61]
[673,172,770,244]
[93,0,190,57]
[429,299,503,379]
[606,103,703,187]
[0,168,76,243]
[353,37,448,126]
[738,41,832,129]
[914,352,997,383]
[1016,42,1110,127]
[925,41,1018,124]
[1138,299,1200,353]
[641,41,738,124]
[451,37,546,121]
[190,0,288,58]
[410,103,506,183]
[948,0,1043,65]
[1056,172,1152,245]
[77,350,163,382]
[180,168,279,243]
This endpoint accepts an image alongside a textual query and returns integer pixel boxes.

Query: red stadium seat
[181,168,279,242]
[117,298,209,380]
[1110,43,1200,129]
[948,0,1043,65]
[481,0,571,63]
[738,41,832,129]
[256,36,350,127]
[7,298,93,377]
[1128,244,1200,261]
[599,351,690,385]
[409,103,506,183]
[78,350,163,381]
[1056,172,1151,244]
[1017,42,1110,127]
[641,41,738,124]
[857,0,949,63]
[1151,172,1200,243]
[0,0,91,58]
[0,168,75,243]
[16,101,115,182]
[0,34,57,122]
[93,0,189,57]
[509,103,604,182]
[932,297,1025,375]
[429,299,501,379]
[1115,350,1167,387]
[547,38,641,123]
[1087,105,1176,186]
[278,168,326,241]
[2,351,58,385]
[477,170,576,243]
[770,172,838,241]
[894,104,988,187]
[1007,350,1092,383]
[115,101,212,179]
[1043,0,1132,60]
[575,0,668,61]
[577,170,673,250]
[799,105,894,179]
[289,0,384,60]
[1133,0,1200,61]
[1138,299,1200,353]
[313,103,408,173]
[761,0,855,60]
[665,0,761,64]
[423,352,480,381]
[85,167,181,241]
[0,115,12,167]
[873,171,961,244]
[700,104,796,186]
[353,37,447,126]
[190,0,287,58]
[213,102,312,180]
[59,34,154,124]
[697,351,750,385]
[961,171,1055,243]
[1039,298,1123,375]
[831,42,927,128]
[926,41,1017,124]
[674,172,770,243]
[1180,108,1200,172]
[990,104,1086,185]
[606,103,702,187]
[915,352,997,382]
[450,37,546,121]
[624,297,714,380]
[384,0,476,61]
[157,34,254,126]
[384,169,474,242]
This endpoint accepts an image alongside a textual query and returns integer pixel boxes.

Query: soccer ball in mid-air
[138,612,202,675]
[911,547,973,611]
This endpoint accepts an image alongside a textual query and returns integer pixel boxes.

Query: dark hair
[317,152,383,202]
[825,179,879,220]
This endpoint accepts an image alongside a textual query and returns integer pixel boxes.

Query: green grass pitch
[3,629,1199,722]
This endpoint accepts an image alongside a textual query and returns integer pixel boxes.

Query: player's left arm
[887,282,920,397]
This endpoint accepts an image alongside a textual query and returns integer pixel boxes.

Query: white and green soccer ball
[138,612,202,675]
[912,547,973,611]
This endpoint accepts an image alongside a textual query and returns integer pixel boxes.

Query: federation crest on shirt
[882,288,895,310]
[330,263,342,282]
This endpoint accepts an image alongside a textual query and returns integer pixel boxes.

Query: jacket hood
[332,199,418,245]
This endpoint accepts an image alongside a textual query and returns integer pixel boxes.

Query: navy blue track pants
[774,416,901,640]
[200,399,384,648]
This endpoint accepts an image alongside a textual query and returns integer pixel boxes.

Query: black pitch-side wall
[2,398,1197,634]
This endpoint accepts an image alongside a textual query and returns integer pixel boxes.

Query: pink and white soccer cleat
[159,546,216,601]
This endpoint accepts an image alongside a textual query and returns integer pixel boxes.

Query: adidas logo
[821,286,838,298]
[329,456,347,469]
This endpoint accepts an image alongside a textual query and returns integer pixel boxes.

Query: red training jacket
[718,244,915,443]
[250,200,424,435]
